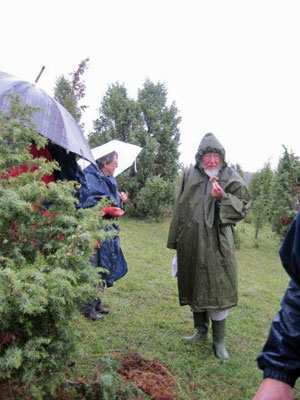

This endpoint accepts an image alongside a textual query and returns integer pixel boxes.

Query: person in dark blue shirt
[253,212,300,400]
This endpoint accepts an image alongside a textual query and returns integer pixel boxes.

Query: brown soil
[0,382,13,400]
[0,353,178,400]
[0,382,32,400]
[118,352,178,400]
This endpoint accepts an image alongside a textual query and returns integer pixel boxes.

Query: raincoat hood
[195,133,226,166]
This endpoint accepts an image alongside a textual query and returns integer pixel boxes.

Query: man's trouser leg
[183,311,209,341]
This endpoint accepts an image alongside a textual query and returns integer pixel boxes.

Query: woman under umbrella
[82,151,128,320]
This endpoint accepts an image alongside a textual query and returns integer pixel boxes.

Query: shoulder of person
[295,211,300,225]
[109,176,118,185]
[221,166,247,186]
[183,164,196,180]
[84,163,101,177]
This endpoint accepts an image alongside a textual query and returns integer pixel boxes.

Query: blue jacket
[82,163,128,286]
[82,163,122,209]
[257,212,300,387]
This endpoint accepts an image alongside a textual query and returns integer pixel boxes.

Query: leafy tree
[135,176,174,220]
[249,162,274,240]
[54,58,89,125]
[117,135,159,209]
[138,80,181,182]
[0,100,106,398]
[271,146,300,236]
[89,80,181,219]
[89,83,142,147]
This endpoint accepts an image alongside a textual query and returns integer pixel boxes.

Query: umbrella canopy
[0,71,96,165]
[78,139,142,177]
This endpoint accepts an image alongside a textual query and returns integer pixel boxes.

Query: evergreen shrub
[135,176,173,220]
[0,101,107,398]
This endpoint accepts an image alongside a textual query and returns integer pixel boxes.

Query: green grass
[74,218,298,399]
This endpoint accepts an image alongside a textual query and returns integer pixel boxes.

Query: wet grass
[74,218,299,399]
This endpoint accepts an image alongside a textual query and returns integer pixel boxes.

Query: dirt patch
[0,382,32,400]
[0,382,13,400]
[0,353,178,400]
[118,352,178,400]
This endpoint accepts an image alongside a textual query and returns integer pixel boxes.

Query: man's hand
[252,379,294,400]
[119,191,128,203]
[210,177,225,199]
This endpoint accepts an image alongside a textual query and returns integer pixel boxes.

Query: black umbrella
[0,71,96,164]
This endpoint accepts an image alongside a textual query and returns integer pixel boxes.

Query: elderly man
[167,133,250,360]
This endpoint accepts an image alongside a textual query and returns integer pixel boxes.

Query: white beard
[203,167,221,178]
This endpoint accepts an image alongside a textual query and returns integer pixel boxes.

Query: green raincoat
[167,133,250,312]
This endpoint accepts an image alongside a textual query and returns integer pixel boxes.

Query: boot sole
[183,335,208,342]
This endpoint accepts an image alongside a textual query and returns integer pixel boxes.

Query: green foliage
[54,76,78,121]
[249,162,274,240]
[61,356,147,400]
[96,356,146,400]
[138,80,181,182]
[89,83,142,147]
[135,176,174,220]
[0,100,106,398]
[54,58,89,125]
[248,147,300,240]
[271,146,300,236]
[88,80,181,219]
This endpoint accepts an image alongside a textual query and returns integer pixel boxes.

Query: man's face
[102,155,118,176]
[201,152,222,177]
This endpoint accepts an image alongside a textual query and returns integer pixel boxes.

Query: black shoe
[97,304,110,314]
[94,299,110,314]
[84,309,104,321]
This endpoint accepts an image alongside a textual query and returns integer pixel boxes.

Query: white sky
[1,0,300,172]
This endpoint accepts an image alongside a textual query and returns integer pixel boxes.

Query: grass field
[75,218,297,399]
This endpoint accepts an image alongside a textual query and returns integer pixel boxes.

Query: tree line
[55,59,300,235]
[248,146,300,241]
[54,59,181,220]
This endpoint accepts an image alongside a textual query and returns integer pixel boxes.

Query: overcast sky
[2,0,300,172]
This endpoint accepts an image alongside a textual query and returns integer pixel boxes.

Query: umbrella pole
[34,66,46,84]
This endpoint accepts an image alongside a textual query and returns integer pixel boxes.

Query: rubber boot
[183,312,209,341]
[212,319,229,360]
